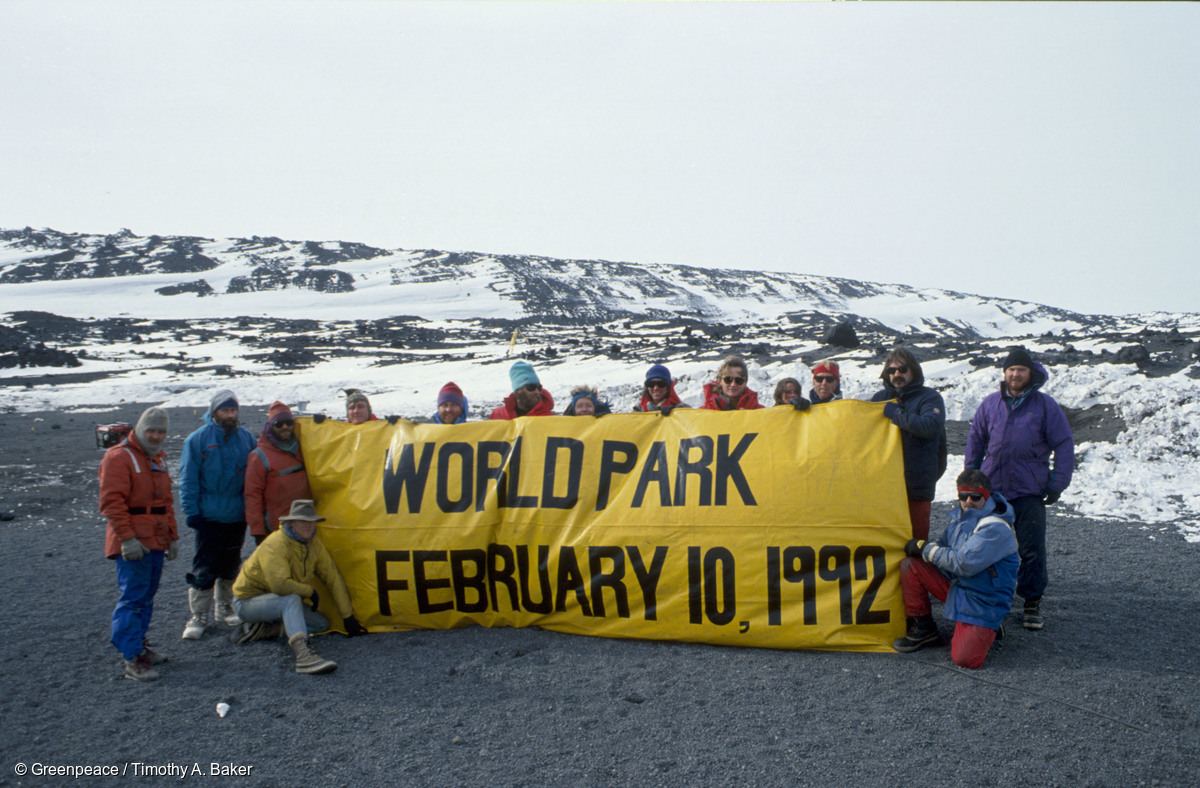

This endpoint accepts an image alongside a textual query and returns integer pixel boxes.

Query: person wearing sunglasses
[490,360,555,420]
[808,360,842,404]
[701,355,767,411]
[634,363,686,414]
[964,347,1074,632]
[894,469,1018,670]
[245,401,312,548]
[870,347,948,541]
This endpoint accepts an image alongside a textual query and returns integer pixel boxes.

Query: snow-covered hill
[2,225,1200,541]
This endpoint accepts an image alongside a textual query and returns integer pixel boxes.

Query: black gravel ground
[1,405,1197,787]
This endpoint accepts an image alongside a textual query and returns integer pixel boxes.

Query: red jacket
[99,435,178,558]
[636,383,683,412]
[700,381,764,411]
[244,436,312,537]
[489,389,556,420]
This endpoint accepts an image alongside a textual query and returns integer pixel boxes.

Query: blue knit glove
[186,514,204,529]
[882,402,901,420]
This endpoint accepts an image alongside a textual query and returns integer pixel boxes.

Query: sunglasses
[723,376,746,385]
[814,375,837,384]
[521,383,541,392]
[887,365,910,376]
[273,419,294,428]
[646,380,668,389]
[958,493,983,502]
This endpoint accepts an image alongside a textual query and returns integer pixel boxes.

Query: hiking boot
[893,615,942,653]
[182,586,212,639]
[288,633,337,675]
[142,639,168,665]
[231,621,282,645]
[995,624,1005,642]
[1023,598,1044,631]
[214,578,242,627]
[124,653,161,681]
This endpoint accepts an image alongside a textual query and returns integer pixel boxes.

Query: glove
[120,538,146,561]
[307,590,320,612]
[1044,490,1061,505]
[882,402,901,420]
[904,539,926,558]
[312,413,326,424]
[387,415,400,424]
[186,514,205,529]
[343,615,368,637]
[789,397,811,412]
[166,540,179,561]
[659,405,675,416]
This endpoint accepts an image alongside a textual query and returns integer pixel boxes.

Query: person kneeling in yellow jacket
[230,499,367,674]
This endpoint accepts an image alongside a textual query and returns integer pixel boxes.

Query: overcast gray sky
[3,1,1197,316]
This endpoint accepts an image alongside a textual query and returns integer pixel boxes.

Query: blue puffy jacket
[180,411,256,524]
[921,493,1019,630]
[964,361,1075,499]
[871,380,948,501]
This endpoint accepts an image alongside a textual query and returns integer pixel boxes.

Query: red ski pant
[908,500,931,541]
[900,557,997,670]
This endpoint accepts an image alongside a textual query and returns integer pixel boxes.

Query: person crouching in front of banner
[100,406,179,681]
[893,469,1018,669]
[229,499,367,674]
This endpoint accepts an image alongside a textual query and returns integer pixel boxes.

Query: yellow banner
[297,400,911,652]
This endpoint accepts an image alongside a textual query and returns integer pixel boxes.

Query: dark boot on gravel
[893,615,942,652]
[1023,598,1044,630]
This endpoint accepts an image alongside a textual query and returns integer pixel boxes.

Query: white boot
[214,578,241,627]
[182,586,212,639]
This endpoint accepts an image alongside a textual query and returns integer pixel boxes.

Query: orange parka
[99,434,178,558]
[244,436,312,538]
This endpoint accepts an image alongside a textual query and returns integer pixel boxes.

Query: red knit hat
[267,401,294,425]
[438,382,466,409]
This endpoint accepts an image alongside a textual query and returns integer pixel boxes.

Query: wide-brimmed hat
[279,499,325,523]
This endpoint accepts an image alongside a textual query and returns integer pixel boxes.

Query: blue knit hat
[509,361,540,391]
[645,364,671,384]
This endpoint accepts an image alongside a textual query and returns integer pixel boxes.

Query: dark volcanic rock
[155,280,215,297]
[1116,344,1151,368]
[822,319,860,348]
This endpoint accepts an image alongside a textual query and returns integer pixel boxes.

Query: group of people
[885,346,1075,668]
[99,345,1073,679]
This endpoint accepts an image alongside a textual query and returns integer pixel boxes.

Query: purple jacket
[964,361,1075,499]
